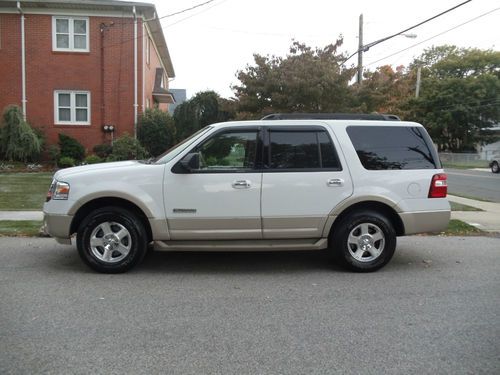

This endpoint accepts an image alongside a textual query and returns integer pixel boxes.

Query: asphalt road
[1,237,499,374]
[446,168,500,202]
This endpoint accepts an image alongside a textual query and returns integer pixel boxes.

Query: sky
[147,0,499,99]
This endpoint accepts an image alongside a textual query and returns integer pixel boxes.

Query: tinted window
[269,130,340,170]
[347,126,437,170]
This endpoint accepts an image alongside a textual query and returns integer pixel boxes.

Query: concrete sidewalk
[448,195,500,233]
[0,211,43,221]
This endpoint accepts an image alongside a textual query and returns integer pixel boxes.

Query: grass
[442,161,489,169]
[442,219,483,236]
[448,192,493,203]
[450,201,483,212]
[0,172,53,210]
[0,220,43,237]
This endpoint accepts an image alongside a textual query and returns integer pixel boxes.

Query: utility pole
[415,66,422,98]
[357,13,363,83]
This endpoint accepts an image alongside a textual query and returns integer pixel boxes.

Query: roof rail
[260,113,401,121]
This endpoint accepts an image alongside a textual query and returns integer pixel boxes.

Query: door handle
[232,180,251,189]
[327,178,344,187]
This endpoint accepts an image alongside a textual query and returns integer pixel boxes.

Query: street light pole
[357,14,364,83]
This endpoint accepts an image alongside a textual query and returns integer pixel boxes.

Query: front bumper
[399,210,451,235]
[43,212,73,243]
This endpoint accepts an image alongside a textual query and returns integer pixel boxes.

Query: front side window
[53,17,89,52]
[197,130,258,171]
[347,126,437,170]
[54,91,90,125]
[268,130,341,170]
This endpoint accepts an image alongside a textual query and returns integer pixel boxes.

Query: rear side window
[268,130,341,170]
[347,126,437,170]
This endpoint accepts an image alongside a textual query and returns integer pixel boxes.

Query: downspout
[17,1,26,120]
[133,6,138,138]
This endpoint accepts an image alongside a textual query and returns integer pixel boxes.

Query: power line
[365,7,500,67]
[157,0,217,21]
[342,0,473,65]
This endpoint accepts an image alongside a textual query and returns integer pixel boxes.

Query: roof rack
[260,113,401,121]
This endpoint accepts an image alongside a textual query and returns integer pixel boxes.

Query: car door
[164,127,263,240]
[261,125,353,239]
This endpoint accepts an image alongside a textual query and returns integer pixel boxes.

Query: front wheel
[331,210,396,272]
[77,207,148,273]
[491,161,499,173]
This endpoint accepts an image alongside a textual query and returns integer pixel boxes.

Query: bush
[107,133,148,161]
[0,105,41,162]
[138,108,176,157]
[58,133,85,161]
[93,143,113,159]
[48,145,60,166]
[58,156,75,168]
[84,155,103,164]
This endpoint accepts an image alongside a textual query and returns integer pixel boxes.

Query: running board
[153,238,328,252]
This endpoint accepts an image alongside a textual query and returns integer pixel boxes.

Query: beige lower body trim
[149,218,170,240]
[400,210,450,234]
[262,216,327,239]
[167,217,262,240]
[153,238,328,252]
[43,212,72,239]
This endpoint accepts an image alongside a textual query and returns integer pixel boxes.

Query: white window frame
[52,16,89,52]
[54,90,91,125]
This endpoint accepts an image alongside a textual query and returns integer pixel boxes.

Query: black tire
[491,161,499,174]
[330,210,396,272]
[77,206,148,273]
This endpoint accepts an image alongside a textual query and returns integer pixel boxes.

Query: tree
[138,108,176,157]
[232,40,356,117]
[0,105,41,162]
[173,91,234,140]
[408,46,500,151]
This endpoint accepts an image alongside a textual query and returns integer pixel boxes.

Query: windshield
[154,126,212,164]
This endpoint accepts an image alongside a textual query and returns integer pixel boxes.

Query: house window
[146,36,150,65]
[52,16,89,52]
[54,91,90,125]
[146,98,150,109]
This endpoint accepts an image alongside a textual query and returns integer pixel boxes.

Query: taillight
[428,173,447,198]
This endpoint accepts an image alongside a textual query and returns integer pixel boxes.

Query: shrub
[0,105,41,162]
[84,155,103,164]
[48,145,60,166]
[58,133,85,161]
[93,143,113,159]
[58,156,75,168]
[107,133,148,161]
[138,108,176,157]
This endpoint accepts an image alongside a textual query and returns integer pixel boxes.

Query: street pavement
[1,236,499,374]
[446,168,500,203]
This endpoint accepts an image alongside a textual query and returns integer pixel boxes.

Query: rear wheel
[331,210,396,272]
[491,161,499,173]
[77,206,147,273]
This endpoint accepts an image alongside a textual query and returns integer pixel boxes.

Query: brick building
[0,0,175,151]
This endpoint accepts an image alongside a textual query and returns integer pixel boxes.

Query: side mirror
[180,152,200,172]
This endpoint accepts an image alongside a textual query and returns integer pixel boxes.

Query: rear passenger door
[261,125,353,239]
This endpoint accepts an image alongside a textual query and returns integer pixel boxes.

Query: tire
[77,206,148,273]
[491,161,499,174]
[331,210,396,272]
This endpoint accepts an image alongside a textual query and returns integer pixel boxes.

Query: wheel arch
[70,197,153,242]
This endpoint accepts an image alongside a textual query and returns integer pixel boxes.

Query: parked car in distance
[490,156,499,173]
[43,113,450,273]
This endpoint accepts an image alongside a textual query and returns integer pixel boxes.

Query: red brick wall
[0,12,144,153]
[144,29,169,112]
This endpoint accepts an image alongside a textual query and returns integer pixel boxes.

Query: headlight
[46,180,70,201]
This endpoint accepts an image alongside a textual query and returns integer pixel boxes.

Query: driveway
[1,236,499,374]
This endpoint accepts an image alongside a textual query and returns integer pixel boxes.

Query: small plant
[48,145,61,166]
[58,156,76,168]
[83,155,103,164]
[58,133,85,162]
[93,143,113,159]
[0,105,41,162]
[107,133,148,161]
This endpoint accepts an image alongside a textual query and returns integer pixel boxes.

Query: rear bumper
[43,212,73,241]
[400,210,451,235]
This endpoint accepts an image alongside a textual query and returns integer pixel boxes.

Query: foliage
[58,156,76,168]
[48,145,60,166]
[0,105,41,162]
[93,143,113,159]
[107,133,148,161]
[174,91,235,140]
[58,133,85,161]
[84,155,103,164]
[232,40,356,117]
[138,108,176,156]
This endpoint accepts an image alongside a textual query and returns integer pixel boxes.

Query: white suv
[44,114,450,273]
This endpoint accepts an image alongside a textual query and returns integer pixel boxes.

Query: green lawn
[0,220,43,237]
[450,201,482,212]
[443,219,483,235]
[0,173,53,210]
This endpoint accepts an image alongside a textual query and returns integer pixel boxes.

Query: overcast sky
[148,0,499,99]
